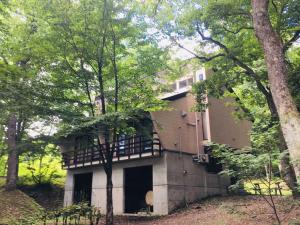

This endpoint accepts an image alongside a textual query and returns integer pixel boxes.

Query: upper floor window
[179,80,187,89]
[196,69,205,81]
[178,77,194,89]
[198,73,204,81]
[160,68,205,98]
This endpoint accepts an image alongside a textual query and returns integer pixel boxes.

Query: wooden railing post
[91,146,94,165]
[139,136,142,158]
[151,138,154,156]
[61,135,163,169]
[117,141,120,161]
[74,151,77,168]
[128,139,131,160]
[159,141,162,156]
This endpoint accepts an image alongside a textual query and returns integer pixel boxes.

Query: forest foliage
[0,1,299,224]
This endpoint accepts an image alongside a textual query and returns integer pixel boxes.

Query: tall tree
[0,5,37,189]
[25,0,167,224]
[251,0,300,180]
[0,0,87,190]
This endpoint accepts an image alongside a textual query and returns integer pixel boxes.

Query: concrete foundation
[64,151,230,215]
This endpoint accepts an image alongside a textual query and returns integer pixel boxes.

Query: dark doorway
[73,173,93,205]
[124,165,153,213]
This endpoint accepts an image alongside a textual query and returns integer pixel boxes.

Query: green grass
[244,178,292,196]
[0,156,7,176]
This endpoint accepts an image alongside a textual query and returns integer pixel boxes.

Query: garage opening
[124,165,153,213]
[73,173,93,205]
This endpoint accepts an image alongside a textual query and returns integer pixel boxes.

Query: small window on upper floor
[198,73,204,81]
[179,80,187,89]
[187,77,194,85]
[196,69,205,81]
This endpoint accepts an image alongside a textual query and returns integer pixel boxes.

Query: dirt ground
[101,196,300,225]
[1,180,299,225]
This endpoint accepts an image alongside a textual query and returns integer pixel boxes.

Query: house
[59,66,251,215]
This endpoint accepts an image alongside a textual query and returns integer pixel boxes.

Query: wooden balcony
[62,135,162,169]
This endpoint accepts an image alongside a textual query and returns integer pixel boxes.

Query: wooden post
[117,140,120,161]
[83,149,86,167]
[159,142,162,157]
[74,151,77,168]
[91,147,94,165]
[139,136,142,158]
[151,139,154,156]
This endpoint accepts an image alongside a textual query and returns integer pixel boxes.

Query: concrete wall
[64,151,230,215]
[200,68,251,148]
[165,151,230,212]
[208,97,251,148]
[64,155,169,215]
[151,94,204,155]
[151,90,251,154]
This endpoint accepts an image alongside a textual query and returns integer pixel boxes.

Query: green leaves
[57,109,152,138]
[210,142,279,183]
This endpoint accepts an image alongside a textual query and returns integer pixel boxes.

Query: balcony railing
[62,135,162,169]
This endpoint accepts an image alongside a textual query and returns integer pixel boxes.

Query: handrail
[62,135,162,169]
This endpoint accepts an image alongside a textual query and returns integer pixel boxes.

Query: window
[187,77,194,85]
[179,80,187,89]
[179,78,193,89]
[198,73,204,81]
[196,69,205,81]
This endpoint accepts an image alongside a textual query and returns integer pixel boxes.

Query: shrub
[42,203,102,225]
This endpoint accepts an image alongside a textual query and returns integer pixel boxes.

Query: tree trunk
[106,167,113,225]
[5,114,18,191]
[266,95,299,194]
[252,0,300,181]
[277,127,299,196]
[270,106,298,195]
[267,92,298,195]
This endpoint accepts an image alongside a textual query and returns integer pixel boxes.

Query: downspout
[178,126,187,206]
[195,112,200,156]
[200,112,208,197]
